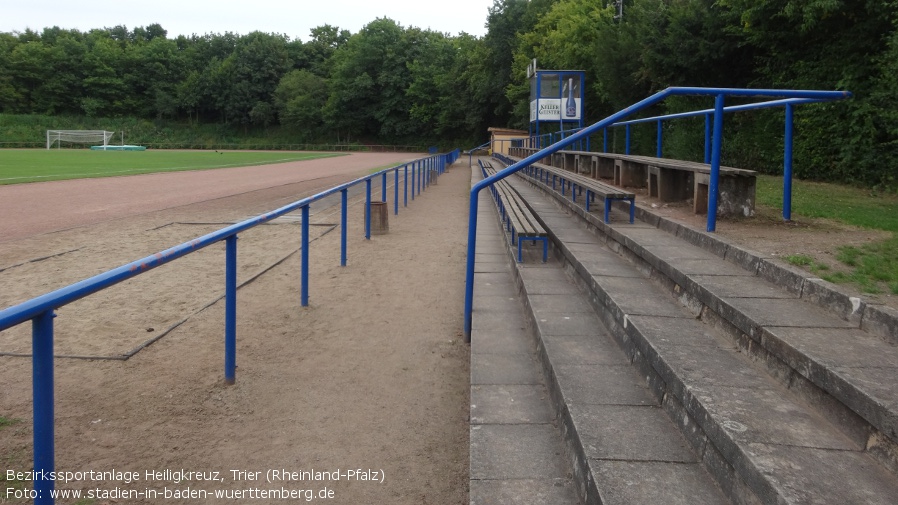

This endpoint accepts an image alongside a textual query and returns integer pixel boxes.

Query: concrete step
[498,165,898,505]
[513,260,731,505]
[513,164,898,474]
[473,163,729,505]
[468,165,580,505]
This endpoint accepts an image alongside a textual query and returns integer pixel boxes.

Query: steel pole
[365,179,372,240]
[32,310,55,505]
[224,235,237,384]
[301,205,310,305]
[625,125,631,154]
[784,103,794,221]
[708,94,725,232]
[340,189,348,266]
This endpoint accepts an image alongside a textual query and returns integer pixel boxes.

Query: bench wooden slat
[517,160,635,199]
[511,159,636,224]
[517,148,756,177]
[480,160,549,262]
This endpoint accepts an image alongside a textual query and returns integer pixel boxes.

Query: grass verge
[759,175,898,293]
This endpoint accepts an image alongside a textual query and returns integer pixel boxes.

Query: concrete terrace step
[513,261,731,505]
[472,162,730,505]
[468,165,580,505]
[494,163,898,504]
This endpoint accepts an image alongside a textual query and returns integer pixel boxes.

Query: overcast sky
[1,0,494,40]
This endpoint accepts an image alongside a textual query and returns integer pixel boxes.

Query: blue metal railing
[519,96,836,222]
[465,87,850,340]
[0,149,459,505]
[466,141,491,167]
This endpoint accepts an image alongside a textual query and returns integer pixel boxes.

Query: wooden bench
[478,160,548,263]
[509,147,757,217]
[522,162,636,224]
[613,154,756,216]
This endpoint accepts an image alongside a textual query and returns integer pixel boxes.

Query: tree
[9,37,57,113]
[324,18,415,140]
[221,32,293,127]
[475,0,558,127]
[513,0,621,126]
[304,25,350,76]
[124,35,183,117]
[721,0,898,184]
[0,33,22,112]
[80,35,127,116]
[274,69,328,137]
[406,30,467,141]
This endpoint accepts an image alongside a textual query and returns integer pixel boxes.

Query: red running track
[0,152,421,242]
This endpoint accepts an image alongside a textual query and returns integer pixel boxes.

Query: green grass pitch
[0,150,347,185]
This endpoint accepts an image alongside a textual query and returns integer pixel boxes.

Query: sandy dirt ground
[0,153,470,504]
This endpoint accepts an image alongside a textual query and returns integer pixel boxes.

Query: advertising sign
[529,72,583,122]
[531,98,581,121]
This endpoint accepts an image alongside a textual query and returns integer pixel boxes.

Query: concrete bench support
[510,147,756,218]
[647,165,693,202]
[614,159,647,188]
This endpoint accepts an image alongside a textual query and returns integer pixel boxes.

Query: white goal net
[46,130,115,149]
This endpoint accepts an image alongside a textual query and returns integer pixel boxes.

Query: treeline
[503,0,898,186]
[0,21,489,147]
[1,0,897,185]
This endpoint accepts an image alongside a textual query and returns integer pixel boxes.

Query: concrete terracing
[468,158,898,504]
[468,167,580,504]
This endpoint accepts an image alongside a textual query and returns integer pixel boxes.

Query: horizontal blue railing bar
[465,87,850,339]
[526,97,830,144]
[605,97,827,127]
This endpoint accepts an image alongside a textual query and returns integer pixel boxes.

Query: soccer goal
[46,130,116,149]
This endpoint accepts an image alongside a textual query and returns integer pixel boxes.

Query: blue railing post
[704,113,712,164]
[784,103,795,221]
[340,189,348,266]
[418,161,423,195]
[365,179,372,240]
[603,128,608,153]
[404,165,408,206]
[625,125,631,154]
[301,205,310,306]
[32,310,55,505]
[708,94,725,232]
[394,169,399,215]
[411,164,416,201]
[463,194,479,341]
[656,119,663,158]
[224,235,237,385]
[381,172,387,202]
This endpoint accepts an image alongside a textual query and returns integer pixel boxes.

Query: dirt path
[0,154,470,504]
